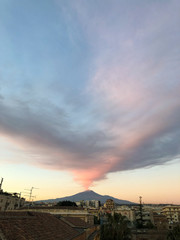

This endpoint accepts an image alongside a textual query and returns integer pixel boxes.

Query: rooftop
[0,211,83,240]
[62,216,93,228]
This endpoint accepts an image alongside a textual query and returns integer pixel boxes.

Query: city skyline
[0,0,180,204]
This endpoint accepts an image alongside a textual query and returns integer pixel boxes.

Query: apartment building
[161,205,180,223]
[104,199,115,210]
[115,206,135,222]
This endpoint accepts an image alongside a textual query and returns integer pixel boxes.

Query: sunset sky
[0,0,180,204]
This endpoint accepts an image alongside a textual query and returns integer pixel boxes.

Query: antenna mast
[0,178,3,191]
[24,187,38,206]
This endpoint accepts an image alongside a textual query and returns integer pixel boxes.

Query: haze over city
[0,0,180,204]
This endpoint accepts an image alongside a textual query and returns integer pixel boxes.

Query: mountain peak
[38,190,136,204]
[83,190,96,194]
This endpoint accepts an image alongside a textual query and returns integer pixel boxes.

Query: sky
[0,0,180,204]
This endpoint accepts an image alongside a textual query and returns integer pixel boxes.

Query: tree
[100,213,131,240]
[94,215,100,224]
[167,224,180,240]
[56,200,77,207]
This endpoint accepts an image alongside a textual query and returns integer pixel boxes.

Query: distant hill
[37,190,136,205]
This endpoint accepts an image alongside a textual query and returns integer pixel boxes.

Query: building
[76,200,100,209]
[152,213,169,230]
[131,229,168,240]
[17,206,95,225]
[104,199,115,210]
[115,206,135,222]
[161,205,180,224]
[0,192,25,211]
[60,216,100,239]
[0,211,88,240]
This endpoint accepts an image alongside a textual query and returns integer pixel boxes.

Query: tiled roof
[0,211,83,240]
[62,217,93,228]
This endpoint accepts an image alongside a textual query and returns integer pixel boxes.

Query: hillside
[37,190,136,205]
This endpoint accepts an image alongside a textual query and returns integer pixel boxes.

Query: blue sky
[0,0,180,202]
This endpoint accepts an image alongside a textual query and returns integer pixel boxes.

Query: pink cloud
[71,157,117,189]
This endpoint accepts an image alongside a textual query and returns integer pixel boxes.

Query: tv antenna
[24,187,39,206]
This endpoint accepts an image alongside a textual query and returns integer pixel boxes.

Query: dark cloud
[0,97,113,170]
